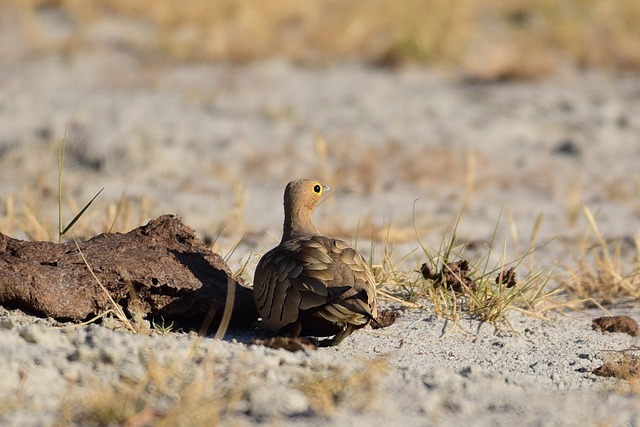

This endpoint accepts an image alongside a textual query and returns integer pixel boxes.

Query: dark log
[0,214,258,330]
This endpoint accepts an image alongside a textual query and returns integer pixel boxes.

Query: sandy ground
[1,6,640,426]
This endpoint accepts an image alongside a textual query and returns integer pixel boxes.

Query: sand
[1,7,640,426]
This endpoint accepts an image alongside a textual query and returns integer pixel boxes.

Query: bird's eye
[313,184,322,194]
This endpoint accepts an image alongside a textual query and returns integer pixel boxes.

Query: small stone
[59,365,82,383]
[0,318,15,330]
[553,139,581,156]
[249,385,310,417]
[99,347,120,364]
[281,389,310,416]
[19,325,41,344]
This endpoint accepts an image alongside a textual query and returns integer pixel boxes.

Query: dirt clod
[420,263,436,281]
[372,309,402,329]
[421,260,477,293]
[593,354,640,380]
[496,267,518,288]
[0,215,258,330]
[592,316,640,337]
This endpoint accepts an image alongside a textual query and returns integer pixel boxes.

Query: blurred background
[1,1,639,273]
[7,0,640,74]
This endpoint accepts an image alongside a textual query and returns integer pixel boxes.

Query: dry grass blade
[564,206,640,306]
[72,237,136,333]
[58,134,65,241]
[107,192,128,233]
[61,310,115,328]
[376,289,421,309]
[213,277,236,340]
[583,206,614,266]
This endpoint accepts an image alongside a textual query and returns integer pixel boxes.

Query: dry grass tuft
[60,347,385,425]
[300,359,387,416]
[564,207,640,306]
[65,350,234,426]
[373,210,560,324]
[0,187,153,242]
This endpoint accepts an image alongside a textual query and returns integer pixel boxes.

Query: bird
[253,179,378,346]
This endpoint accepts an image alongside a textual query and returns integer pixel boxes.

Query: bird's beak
[323,185,331,192]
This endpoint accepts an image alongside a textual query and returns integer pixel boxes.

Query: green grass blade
[61,187,104,237]
[108,192,128,233]
[58,134,66,242]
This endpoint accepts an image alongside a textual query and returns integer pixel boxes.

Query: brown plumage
[253,179,378,346]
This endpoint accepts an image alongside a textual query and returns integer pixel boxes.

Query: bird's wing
[253,236,377,332]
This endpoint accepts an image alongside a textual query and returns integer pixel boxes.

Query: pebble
[0,317,15,330]
[248,385,310,417]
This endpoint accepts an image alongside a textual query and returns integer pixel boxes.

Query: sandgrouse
[253,179,378,346]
